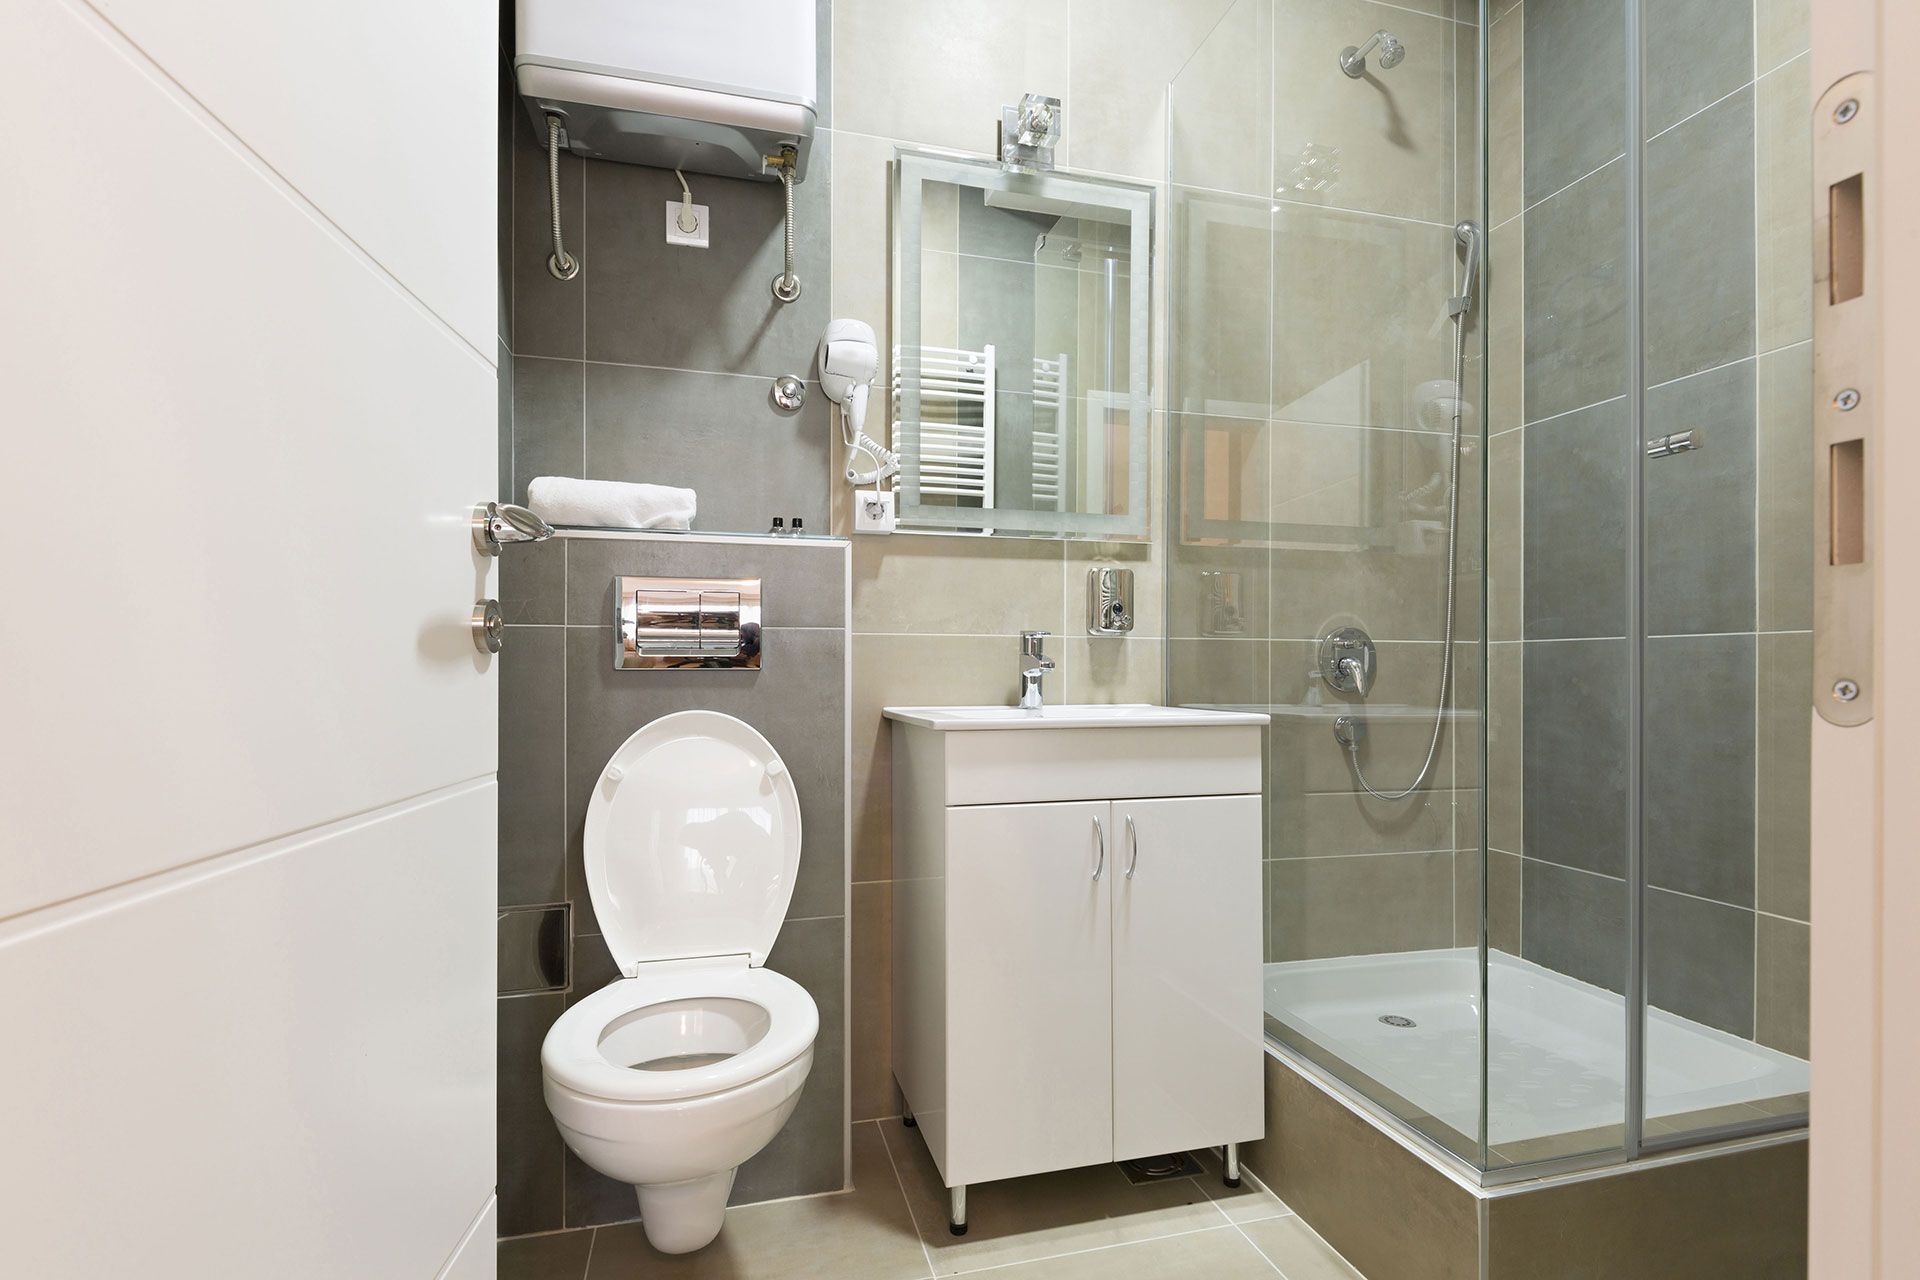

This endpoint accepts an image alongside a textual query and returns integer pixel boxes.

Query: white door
[0,0,498,1275]
[1111,795,1263,1161]
[946,801,1113,1184]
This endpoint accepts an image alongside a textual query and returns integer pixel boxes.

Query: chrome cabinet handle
[1124,815,1140,880]
[1092,816,1106,881]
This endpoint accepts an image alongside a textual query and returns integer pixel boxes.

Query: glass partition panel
[1636,0,1812,1146]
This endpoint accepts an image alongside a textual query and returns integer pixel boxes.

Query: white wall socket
[854,489,897,534]
[665,202,710,248]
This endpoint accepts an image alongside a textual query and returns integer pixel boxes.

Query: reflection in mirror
[891,150,1152,539]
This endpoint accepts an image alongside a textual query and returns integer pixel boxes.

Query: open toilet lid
[582,710,802,972]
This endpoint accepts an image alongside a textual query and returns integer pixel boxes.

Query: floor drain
[1379,1014,1417,1028]
[1120,1152,1203,1184]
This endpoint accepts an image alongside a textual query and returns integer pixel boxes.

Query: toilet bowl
[540,710,818,1255]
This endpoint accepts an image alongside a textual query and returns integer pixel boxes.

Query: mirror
[890,149,1153,539]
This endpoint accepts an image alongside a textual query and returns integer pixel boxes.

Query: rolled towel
[526,476,696,531]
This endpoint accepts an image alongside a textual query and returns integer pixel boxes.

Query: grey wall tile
[564,535,848,632]
[512,357,584,507]
[1523,163,1626,424]
[511,106,584,360]
[581,140,829,380]
[1757,631,1812,921]
[1757,344,1813,631]
[567,932,620,1010]
[1644,89,1756,386]
[499,625,568,909]
[1524,400,1629,640]
[581,362,830,535]
[497,340,514,498]
[1523,639,1629,878]
[1521,858,1627,992]
[1267,851,1456,962]
[1644,361,1757,636]
[500,538,566,626]
[1644,634,1756,905]
[1757,914,1810,1058]
[1647,887,1755,1037]
[563,625,848,934]
[563,1144,638,1229]
[1523,0,1625,205]
[1642,0,1753,138]
[734,915,847,1202]
[498,992,566,1235]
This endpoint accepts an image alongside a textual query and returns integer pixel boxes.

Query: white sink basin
[881,703,1270,731]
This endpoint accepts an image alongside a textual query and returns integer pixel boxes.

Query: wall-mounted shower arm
[1340,30,1405,79]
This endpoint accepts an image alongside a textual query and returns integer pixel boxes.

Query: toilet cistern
[1017,630,1054,709]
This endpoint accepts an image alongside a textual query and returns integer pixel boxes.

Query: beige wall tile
[850,882,897,1121]
[1170,190,1272,415]
[1488,2,1525,228]
[1068,0,1242,183]
[1273,787,1457,859]
[854,533,1065,635]
[1487,428,1522,640]
[1487,642,1522,852]
[1272,0,1460,224]
[1486,219,1523,435]
[1488,847,1522,953]
[833,0,1072,155]
[1755,56,1812,354]
[1756,0,1810,74]
[827,128,894,335]
[1267,849,1457,960]
[850,633,1016,882]
[1168,0,1274,197]
[1056,636,1163,703]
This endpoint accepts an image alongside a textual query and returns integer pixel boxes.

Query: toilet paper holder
[615,576,762,669]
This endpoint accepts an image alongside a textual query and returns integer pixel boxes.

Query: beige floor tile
[586,1123,930,1280]
[1240,1215,1366,1280]
[976,1225,1283,1279]
[880,1122,1229,1275]
[1191,1148,1295,1225]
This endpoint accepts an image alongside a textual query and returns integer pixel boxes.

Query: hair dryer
[817,318,899,486]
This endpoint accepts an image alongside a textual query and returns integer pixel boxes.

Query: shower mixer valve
[1318,626,1377,697]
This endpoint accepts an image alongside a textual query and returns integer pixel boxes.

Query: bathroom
[5,0,1915,1277]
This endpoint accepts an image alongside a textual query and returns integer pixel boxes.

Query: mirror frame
[891,147,1154,539]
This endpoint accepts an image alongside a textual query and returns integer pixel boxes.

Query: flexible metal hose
[1343,300,1467,801]
[771,152,801,301]
[545,116,578,281]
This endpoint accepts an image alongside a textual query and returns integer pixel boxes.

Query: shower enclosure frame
[1163,0,1812,1187]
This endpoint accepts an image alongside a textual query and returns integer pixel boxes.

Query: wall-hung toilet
[541,710,817,1255]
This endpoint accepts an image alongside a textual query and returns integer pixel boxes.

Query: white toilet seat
[544,964,818,1105]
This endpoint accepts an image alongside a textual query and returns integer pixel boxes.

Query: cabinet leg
[948,1184,968,1236]
[1223,1143,1242,1189]
[902,1109,916,1129]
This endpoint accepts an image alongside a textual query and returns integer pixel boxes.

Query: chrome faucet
[1017,630,1054,709]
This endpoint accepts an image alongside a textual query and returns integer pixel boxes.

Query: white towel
[526,476,696,531]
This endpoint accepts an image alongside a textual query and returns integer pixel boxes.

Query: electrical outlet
[853,489,896,534]
[665,201,710,248]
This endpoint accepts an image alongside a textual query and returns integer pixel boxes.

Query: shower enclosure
[1166,0,1812,1179]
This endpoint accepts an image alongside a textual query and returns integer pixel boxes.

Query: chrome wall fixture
[1318,626,1377,696]
[615,576,762,669]
[1645,430,1700,458]
[1087,567,1135,635]
[1339,30,1405,78]
[472,501,556,556]
[999,93,1064,172]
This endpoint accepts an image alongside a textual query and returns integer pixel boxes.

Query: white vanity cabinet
[884,706,1267,1214]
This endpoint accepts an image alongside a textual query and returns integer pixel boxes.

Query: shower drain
[1379,1014,1418,1028]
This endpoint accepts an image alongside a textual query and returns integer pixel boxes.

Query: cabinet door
[1111,795,1263,1160]
[946,801,1113,1183]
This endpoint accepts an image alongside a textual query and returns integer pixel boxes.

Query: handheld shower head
[1340,30,1405,78]
[1449,220,1482,317]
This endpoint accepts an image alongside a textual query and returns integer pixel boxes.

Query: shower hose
[1342,296,1468,802]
